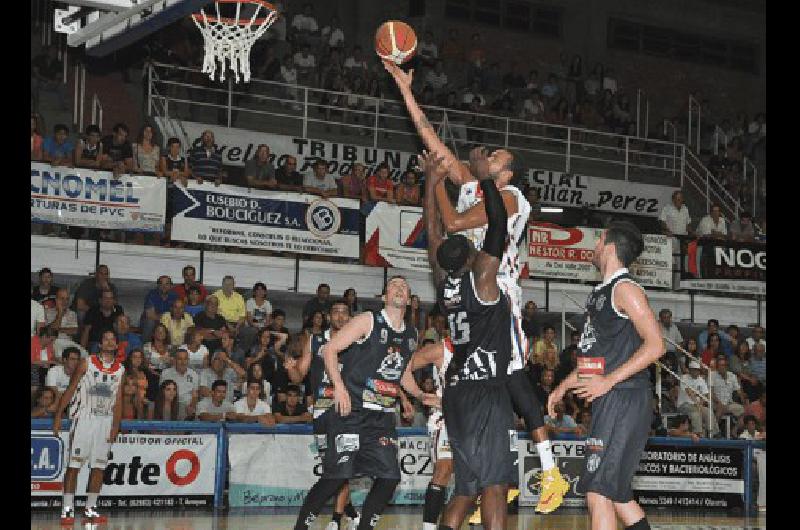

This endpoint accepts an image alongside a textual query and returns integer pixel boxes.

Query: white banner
[31,162,167,232]
[170,184,361,257]
[364,202,429,271]
[154,118,416,182]
[228,433,432,507]
[527,223,672,288]
[525,169,678,218]
[518,439,587,507]
[31,431,217,508]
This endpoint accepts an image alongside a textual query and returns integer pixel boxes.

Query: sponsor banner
[527,223,672,288]
[170,184,360,257]
[680,238,766,295]
[364,202,429,271]
[518,439,588,507]
[524,169,678,218]
[31,431,216,509]
[30,162,167,232]
[154,118,416,182]
[228,433,432,507]
[633,444,745,509]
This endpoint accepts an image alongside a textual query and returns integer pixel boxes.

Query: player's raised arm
[421,150,449,286]
[471,176,508,304]
[324,311,373,416]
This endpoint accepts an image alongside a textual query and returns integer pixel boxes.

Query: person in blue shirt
[697,319,733,356]
[185,285,206,318]
[544,401,581,436]
[42,124,75,166]
[114,314,143,357]
[140,276,178,344]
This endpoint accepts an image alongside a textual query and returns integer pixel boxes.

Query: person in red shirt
[743,389,766,426]
[701,333,722,368]
[31,328,59,402]
[172,265,208,302]
[366,163,395,203]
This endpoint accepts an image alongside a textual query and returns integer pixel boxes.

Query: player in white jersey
[53,330,125,525]
[408,338,453,530]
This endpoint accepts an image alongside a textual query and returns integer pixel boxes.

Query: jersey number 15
[448,312,471,345]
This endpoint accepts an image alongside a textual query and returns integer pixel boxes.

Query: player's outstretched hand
[382,59,414,90]
[546,387,565,418]
[573,375,614,403]
[421,393,442,409]
[469,146,490,180]
[420,150,449,186]
[334,384,351,417]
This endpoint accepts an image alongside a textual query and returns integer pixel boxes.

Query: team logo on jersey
[587,453,601,473]
[380,328,388,344]
[578,318,597,354]
[376,347,404,380]
[408,338,417,351]
[595,294,606,311]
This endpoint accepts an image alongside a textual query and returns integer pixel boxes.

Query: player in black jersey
[285,300,360,530]
[548,221,665,530]
[293,276,438,530]
[422,150,517,530]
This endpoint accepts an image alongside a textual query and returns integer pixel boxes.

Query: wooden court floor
[31,507,767,529]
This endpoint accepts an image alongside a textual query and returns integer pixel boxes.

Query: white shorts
[498,277,527,373]
[67,414,113,469]
[428,415,452,463]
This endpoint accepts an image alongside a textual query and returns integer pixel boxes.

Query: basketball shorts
[321,409,400,480]
[427,413,452,463]
[498,277,527,373]
[67,414,114,469]
[443,380,518,497]
[576,386,652,503]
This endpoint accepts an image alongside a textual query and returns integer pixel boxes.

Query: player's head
[383,275,411,310]
[436,235,476,276]
[329,300,351,331]
[593,221,644,271]
[487,149,516,186]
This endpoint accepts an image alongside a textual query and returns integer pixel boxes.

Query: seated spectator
[200,350,245,403]
[417,30,438,66]
[31,113,44,160]
[172,265,208,303]
[247,327,289,372]
[275,155,304,192]
[31,388,58,418]
[148,379,188,421]
[667,414,700,443]
[246,282,273,331]
[602,67,617,94]
[101,123,134,172]
[303,158,339,197]
[532,325,559,365]
[576,409,591,437]
[520,91,545,121]
[214,275,254,347]
[132,125,160,174]
[302,283,333,322]
[544,400,580,436]
[180,327,210,370]
[185,286,206,317]
[74,124,105,168]
[231,380,276,425]
[659,191,692,238]
[160,299,195,349]
[31,327,59,395]
[114,314,143,358]
[32,267,58,310]
[746,325,766,353]
[141,275,177,343]
[194,295,228,354]
[242,362,273,404]
[461,80,486,107]
[738,415,764,440]
[293,43,317,84]
[245,145,277,189]
[279,56,301,108]
[743,389,766,428]
[677,360,717,437]
[81,289,124,352]
[343,45,368,74]
[188,130,223,185]
[555,345,578,386]
[32,299,46,337]
[46,346,82,402]
[42,124,74,166]
[698,319,733,353]
[395,170,421,206]
[273,385,312,423]
[269,309,290,335]
[320,15,345,50]
[144,323,173,373]
[366,163,395,203]
[72,264,118,317]
[660,382,680,414]
[659,309,684,369]
[160,349,199,417]
[700,333,724,368]
[424,61,448,94]
[337,162,367,200]
[303,310,327,338]
[533,367,555,412]
[520,301,540,342]
[696,204,727,239]
[541,74,560,101]
[120,374,146,420]
[749,343,766,386]
[729,211,757,242]
[290,3,319,44]
[710,354,748,428]
[196,380,235,421]
[125,348,159,404]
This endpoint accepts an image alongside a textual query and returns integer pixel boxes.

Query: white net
[192,1,278,83]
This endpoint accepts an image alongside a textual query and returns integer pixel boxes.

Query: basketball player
[293,276,437,530]
[547,222,665,530]
[53,329,125,525]
[421,151,516,530]
[406,338,452,530]
[285,300,360,530]
[385,60,568,517]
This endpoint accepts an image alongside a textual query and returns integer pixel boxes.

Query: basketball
[374,20,417,64]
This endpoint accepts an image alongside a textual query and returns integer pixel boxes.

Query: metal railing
[90,93,103,131]
[688,94,701,150]
[635,88,650,139]
[713,125,728,156]
[743,157,759,218]
[683,147,742,219]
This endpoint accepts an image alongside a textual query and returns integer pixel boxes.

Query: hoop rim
[192,0,279,26]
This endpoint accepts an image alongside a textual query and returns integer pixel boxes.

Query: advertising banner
[364,202,429,271]
[170,184,360,258]
[679,238,766,295]
[30,162,167,232]
[518,439,588,508]
[154,119,417,182]
[527,223,672,288]
[228,433,432,507]
[524,169,678,218]
[31,432,217,509]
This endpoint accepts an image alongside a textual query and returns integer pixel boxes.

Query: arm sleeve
[479,179,508,260]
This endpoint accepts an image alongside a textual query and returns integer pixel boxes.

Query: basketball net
[192,0,279,83]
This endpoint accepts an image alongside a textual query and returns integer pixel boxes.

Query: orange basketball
[374,20,417,64]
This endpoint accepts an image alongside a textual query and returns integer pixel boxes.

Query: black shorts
[443,380,518,497]
[321,409,400,480]
[576,386,652,503]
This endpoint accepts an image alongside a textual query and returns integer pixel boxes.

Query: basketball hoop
[192,0,279,84]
